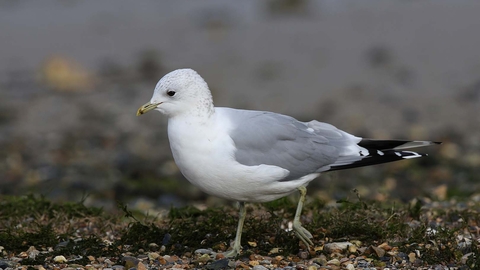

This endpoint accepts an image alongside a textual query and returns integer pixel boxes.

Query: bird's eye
[167,90,176,97]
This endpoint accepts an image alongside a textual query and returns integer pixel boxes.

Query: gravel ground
[0,195,479,269]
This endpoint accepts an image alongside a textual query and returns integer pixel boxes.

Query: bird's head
[137,68,214,118]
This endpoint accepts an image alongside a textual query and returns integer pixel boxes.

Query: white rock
[54,255,67,263]
[324,242,354,253]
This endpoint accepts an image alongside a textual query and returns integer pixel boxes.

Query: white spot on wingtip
[402,151,423,159]
[377,150,384,156]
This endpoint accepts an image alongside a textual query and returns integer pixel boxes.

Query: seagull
[136,68,439,257]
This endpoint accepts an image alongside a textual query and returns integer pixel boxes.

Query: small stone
[312,254,327,266]
[350,240,362,246]
[137,262,147,270]
[413,258,423,267]
[326,259,340,266]
[215,253,225,260]
[122,256,139,269]
[206,258,229,270]
[112,265,125,270]
[235,261,250,269]
[339,258,350,265]
[370,245,385,257]
[248,241,257,247]
[378,242,392,251]
[260,259,271,265]
[249,254,263,261]
[0,260,10,269]
[26,246,39,259]
[269,247,280,254]
[10,256,22,263]
[324,242,354,253]
[148,252,160,260]
[346,263,355,270]
[348,245,357,253]
[252,265,268,270]
[308,266,317,270]
[249,260,260,266]
[149,243,159,250]
[195,248,215,255]
[158,256,167,265]
[298,251,309,259]
[87,255,95,262]
[198,254,211,263]
[408,252,416,262]
[53,255,67,263]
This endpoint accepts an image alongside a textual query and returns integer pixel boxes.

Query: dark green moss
[1,194,480,267]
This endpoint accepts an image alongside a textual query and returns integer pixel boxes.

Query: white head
[137,69,214,118]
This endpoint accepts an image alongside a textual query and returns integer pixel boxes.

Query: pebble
[297,251,309,259]
[206,258,229,270]
[147,252,160,260]
[122,256,139,269]
[26,246,39,259]
[249,260,260,266]
[324,242,354,253]
[198,254,211,263]
[326,259,340,266]
[137,262,147,270]
[195,248,215,255]
[0,260,10,269]
[370,245,385,257]
[53,255,67,263]
[346,263,355,270]
[252,265,268,270]
[311,255,327,266]
[408,252,416,262]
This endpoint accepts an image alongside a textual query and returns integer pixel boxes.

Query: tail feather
[326,139,440,172]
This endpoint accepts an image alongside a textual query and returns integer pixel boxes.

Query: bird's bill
[136,102,162,116]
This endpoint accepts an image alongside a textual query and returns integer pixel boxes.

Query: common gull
[137,68,439,257]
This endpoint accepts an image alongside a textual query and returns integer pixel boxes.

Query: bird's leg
[293,186,313,249]
[222,201,246,258]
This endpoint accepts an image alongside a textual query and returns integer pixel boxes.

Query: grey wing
[224,109,346,181]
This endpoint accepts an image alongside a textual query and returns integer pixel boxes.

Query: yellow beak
[136,102,162,116]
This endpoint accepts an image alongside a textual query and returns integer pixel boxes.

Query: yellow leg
[293,186,313,249]
[223,202,246,257]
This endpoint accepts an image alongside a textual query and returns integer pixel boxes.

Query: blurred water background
[0,0,479,211]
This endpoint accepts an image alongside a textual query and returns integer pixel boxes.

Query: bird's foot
[195,247,240,259]
[221,247,241,258]
[293,220,313,249]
